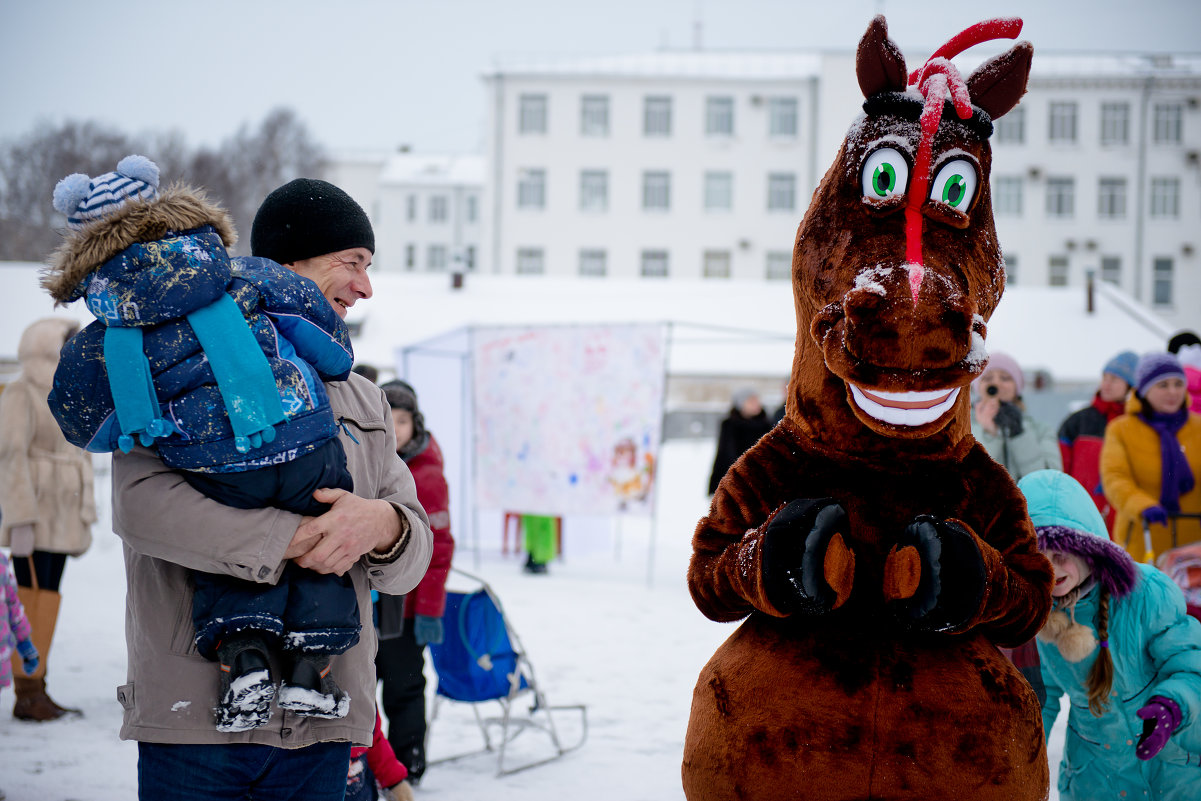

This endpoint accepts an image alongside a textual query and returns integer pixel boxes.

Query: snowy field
[0,439,1067,800]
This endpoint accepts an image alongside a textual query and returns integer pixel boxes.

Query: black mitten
[890,515,986,632]
[761,498,851,615]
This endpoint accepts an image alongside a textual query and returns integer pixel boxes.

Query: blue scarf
[1141,406,1194,513]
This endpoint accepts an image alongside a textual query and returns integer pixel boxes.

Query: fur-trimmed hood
[1018,469,1139,598]
[42,183,236,305]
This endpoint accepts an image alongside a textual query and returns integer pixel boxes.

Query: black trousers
[376,617,428,778]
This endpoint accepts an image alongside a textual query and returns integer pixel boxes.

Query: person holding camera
[971,352,1061,481]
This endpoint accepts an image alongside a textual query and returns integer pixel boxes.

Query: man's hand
[289,488,402,575]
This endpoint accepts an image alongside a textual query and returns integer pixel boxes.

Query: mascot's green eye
[930,158,978,211]
[861,147,909,200]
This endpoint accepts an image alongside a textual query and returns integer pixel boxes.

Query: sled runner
[426,568,587,776]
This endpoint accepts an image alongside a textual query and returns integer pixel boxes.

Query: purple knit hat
[972,351,1024,396]
[1135,352,1186,397]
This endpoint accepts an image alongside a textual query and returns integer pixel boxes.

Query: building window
[405,243,416,270]
[1097,177,1127,219]
[464,245,476,271]
[706,96,734,136]
[517,168,546,209]
[1150,177,1180,218]
[516,247,545,275]
[581,95,609,137]
[767,173,796,211]
[766,251,792,280]
[703,250,731,279]
[579,249,606,277]
[1048,255,1069,286]
[1100,255,1121,285]
[579,170,608,212]
[644,96,672,137]
[1046,177,1075,218]
[1100,102,1130,146]
[1004,253,1018,285]
[993,176,1023,216]
[1153,257,1174,305]
[1153,103,1183,144]
[518,94,547,134]
[994,106,1024,144]
[642,171,671,211]
[427,245,447,271]
[1048,102,1077,143]
[406,195,417,222]
[465,195,478,223]
[428,195,448,223]
[704,171,733,211]
[768,97,798,137]
[640,249,669,278]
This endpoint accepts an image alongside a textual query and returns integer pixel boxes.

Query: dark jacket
[44,186,352,472]
[1058,393,1125,534]
[708,409,773,494]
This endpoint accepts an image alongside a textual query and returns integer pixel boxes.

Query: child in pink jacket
[1,551,39,694]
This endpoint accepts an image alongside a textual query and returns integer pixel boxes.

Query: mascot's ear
[856,15,907,98]
[966,41,1033,121]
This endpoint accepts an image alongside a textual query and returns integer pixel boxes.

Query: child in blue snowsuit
[44,156,361,732]
[1017,470,1201,801]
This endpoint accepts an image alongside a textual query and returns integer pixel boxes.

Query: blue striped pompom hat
[52,155,160,230]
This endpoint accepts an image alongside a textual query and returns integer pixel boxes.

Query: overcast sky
[2,0,1198,156]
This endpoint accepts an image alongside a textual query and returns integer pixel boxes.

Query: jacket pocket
[116,683,135,710]
[168,576,199,656]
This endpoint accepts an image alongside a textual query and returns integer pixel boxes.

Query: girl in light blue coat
[1017,469,1201,800]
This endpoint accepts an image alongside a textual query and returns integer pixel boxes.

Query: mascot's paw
[762,499,855,615]
[887,516,986,632]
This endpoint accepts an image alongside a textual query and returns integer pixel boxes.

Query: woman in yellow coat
[1102,352,1201,561]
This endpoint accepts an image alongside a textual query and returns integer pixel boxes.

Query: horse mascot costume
[682,16,1054,801]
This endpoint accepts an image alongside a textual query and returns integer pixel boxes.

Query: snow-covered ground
[0,438,1067,800]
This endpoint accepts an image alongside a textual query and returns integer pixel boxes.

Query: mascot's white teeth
[848,385,959,427]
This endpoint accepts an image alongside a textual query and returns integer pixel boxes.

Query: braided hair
[1085,586,1114,717]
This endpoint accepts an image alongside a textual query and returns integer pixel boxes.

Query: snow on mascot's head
[682,16,1054,801]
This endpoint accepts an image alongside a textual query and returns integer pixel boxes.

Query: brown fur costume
[682,17,1054,801]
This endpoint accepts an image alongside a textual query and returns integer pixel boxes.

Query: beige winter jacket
[111,372,433,746]
[0,317,95,555]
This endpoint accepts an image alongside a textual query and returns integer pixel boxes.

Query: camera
[985,384,999,397]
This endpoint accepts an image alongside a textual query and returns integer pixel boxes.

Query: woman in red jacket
[376,380,455,784]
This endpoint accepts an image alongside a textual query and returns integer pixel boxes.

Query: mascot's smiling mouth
[848,384,960,427]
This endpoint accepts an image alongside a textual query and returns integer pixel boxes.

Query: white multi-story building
[479,49,1201,332]
[325,151,484,275]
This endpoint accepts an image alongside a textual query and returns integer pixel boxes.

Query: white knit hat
[52,155,160,230]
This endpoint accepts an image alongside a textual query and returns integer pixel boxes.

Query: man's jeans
[138,741,351,800]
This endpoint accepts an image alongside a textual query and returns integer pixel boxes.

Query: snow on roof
[485,51,823,81]
[0,262,1170,383]
[379,153,485,187]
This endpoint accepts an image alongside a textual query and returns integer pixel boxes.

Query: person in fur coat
[43,156,366,731]
[0,316,94,721]
[1019,469,1201,801]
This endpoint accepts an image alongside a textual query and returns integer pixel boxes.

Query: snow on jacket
[1101,394,1201,562]
[0,317,96,555]
[110,373,433,747]
[1,552,35,690]
[401,434,454,619]
[43,184,353,472]
[1058,393,1126,534]
[971,409,1062,481]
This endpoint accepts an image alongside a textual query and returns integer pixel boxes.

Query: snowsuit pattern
[0,552,35,690]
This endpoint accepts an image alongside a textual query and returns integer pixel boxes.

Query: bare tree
[0,109,325,260]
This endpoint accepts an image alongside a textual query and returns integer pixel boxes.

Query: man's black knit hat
[250,178,374,265]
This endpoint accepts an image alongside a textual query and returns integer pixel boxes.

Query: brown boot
[12,677,73,722]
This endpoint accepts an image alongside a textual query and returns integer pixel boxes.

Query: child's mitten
[16,639,39,675]
[1135,696,1182,760]
[413,615,443,646]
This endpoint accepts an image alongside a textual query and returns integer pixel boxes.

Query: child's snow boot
[214,635,275,732]
[278,654,349,719]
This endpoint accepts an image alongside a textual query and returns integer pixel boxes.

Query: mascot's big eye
[862,148,909,200]
[930,159,978,211]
